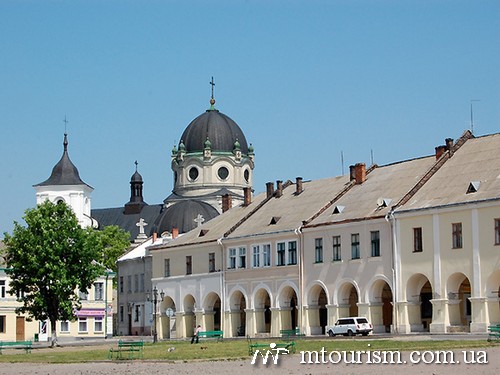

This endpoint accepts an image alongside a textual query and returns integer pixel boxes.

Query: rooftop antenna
[341,150,344,175]
[370,149,374,165]
[470,99,480,134]
[63,115,69,134]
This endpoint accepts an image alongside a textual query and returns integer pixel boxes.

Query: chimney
[243,187,252,206]
[354,163,366,184]
[445,138,454,156]
[435,145,447,160]
[295,177,303,195]
[276,180,283,198]
[349,165,356,181]
[172,227,179,239]
[222,194,232,212]
[266,182,275,198]
[153,232,158,242]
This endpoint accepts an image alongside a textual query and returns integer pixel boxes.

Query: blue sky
[1,0,499,236]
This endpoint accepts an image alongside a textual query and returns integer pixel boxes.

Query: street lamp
[149,286,164,343]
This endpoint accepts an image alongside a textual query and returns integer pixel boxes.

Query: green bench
[247,335,296,355]
[487,324,500,342]
[108,339,144,359]
[280,328,305,340]
[0,340,32,354]
[198,330,223,342]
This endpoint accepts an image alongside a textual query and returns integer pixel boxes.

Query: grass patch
[0,338,497,363]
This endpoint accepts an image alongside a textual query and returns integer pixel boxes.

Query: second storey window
[351,233,360,259]
[0,281,5,299]
[332,235,341,261]
[209,252,216,272]
[288,241,297,265]
[252,245,261,268]
[277,242,286,266]
[413,227,423,252]
[127,275,132,293]
[94,282,104,301]
[495,219,500,245]
[315,238,323,263]
[452,223,463,249]
[238,247,246,268]
[263,244,271,267]
[186,255,192,275]
[229,248,237,269]
[371,231,380,257]
[164,258,170,277]
[119,276,124,294]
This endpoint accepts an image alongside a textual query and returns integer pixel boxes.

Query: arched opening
[447,273,471,330]
[278,286,298,331]
[228,290,247,336]
[203,292,222,331]
[486,270,500,325]
[254,289,271,334]
[369,280,393,333]
[183,294,196,337]
[406,274,433,332]
[338,282,359,318]
[160,296,176,339]
[306,284,328,335]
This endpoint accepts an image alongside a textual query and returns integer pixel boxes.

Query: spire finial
[135,160,138,172]
[63,115,69,134]
[62,116,69,151]
[209,76,216,109]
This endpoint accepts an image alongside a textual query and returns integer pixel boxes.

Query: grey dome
[153,199,219,235]
[179,109,249,154]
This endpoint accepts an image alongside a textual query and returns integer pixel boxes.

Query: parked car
[326,317,373,337]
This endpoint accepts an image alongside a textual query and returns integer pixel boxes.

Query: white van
[326,317,372,337]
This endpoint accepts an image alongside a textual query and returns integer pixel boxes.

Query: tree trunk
[50,318,58,347]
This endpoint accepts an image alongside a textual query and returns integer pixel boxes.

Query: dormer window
[269,216,281,225]
[333,205,345,214]
[466,181,480,194]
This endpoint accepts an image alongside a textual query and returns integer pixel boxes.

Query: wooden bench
[247,335,296,355]
[198,330,223,342]
[108,339,144,359]
[487,324,500,342]
[0,340,32,354]
[280,328,305,340]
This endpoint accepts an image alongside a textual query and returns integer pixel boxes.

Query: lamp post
[151,286,165,343]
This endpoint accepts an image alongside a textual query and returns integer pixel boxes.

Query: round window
[188,167,199,181]
[218,166,229,180]
[244,169,250,183]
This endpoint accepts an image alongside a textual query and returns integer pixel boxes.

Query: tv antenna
[470,99,480,134]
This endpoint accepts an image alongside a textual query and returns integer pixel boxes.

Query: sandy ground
[1,346,499,375]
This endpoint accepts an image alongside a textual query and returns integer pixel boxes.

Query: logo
[251,343,289,365]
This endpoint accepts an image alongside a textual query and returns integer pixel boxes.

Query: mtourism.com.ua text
[300,349,488,365]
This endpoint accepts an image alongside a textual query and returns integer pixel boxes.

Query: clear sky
[1,0,499,237]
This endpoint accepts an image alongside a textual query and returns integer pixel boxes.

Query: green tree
[3,201,104,347]
[98,225,130,275]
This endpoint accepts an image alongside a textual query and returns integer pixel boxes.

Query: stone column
[254,308,265,334]
[367,302,384,333]
[270,307,281,337]
[429,298,449,333]
[245,308,255,337]
[470,297,489,333]
[395,301,411,334]
[326,304,338,326]
[304,305,320,335]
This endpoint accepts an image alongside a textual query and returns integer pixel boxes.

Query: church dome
[153,200,219,235]
[179,107,249,154]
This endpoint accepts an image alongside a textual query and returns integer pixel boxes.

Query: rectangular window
[371,231,380,257]
[252,245,260,268]
[263,244,271,267]
[94,282,104,301]
[164,258,170,277]
[332,235,341,261]
[186,256,192,275]
[351,233,360,259]
[79,290,88,301]
[229,248,237,269]
[119,276,124,294]
[127,275,132,293]
[139,273,145,292]
[60,321,70,332]
[0,280,5,298]
[238,247,246,268]
[94,317,103,332]
[78,318,88,332]
[119,305,124,322]
[134,304,140,322]
[288,241,297,265]
[413,227,423,252]
[315,238,323,263]
[495,219,500,245]
[134,274,139,293]
[452,223,463,249]
[277,242,286,266]
[0,316,5,333]
[209,252,216,272]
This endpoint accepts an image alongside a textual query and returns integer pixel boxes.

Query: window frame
[277,242,286,266]
[413,227,423,252]
[94,282,104,301]
[238,247,246,268]
[186,255,192,275]
[228,248,237,269]
[288,241,297,265]
[164,258,171,277]
[452,222,463,249]
[495,218,500,245]
[351,233,360,259]
[370,230,380,257]
[315,238,323,263]
[332,235,341,261]
[209,252,216,273]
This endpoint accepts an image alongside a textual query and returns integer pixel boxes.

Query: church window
[188,167,199,181]
[277,242,286,266]
[244,169,250,183]
[288,241,297,265]
[218,166,229,180]
[332,235,341,261]
[315,238,323,263]
[351,233,360,259]
[452,223,462,249]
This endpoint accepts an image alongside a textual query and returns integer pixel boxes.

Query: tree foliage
[97,225,130,275]
[3,200,104,346]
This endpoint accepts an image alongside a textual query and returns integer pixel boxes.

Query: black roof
[34,134,91,188]
[179,109,249,154]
